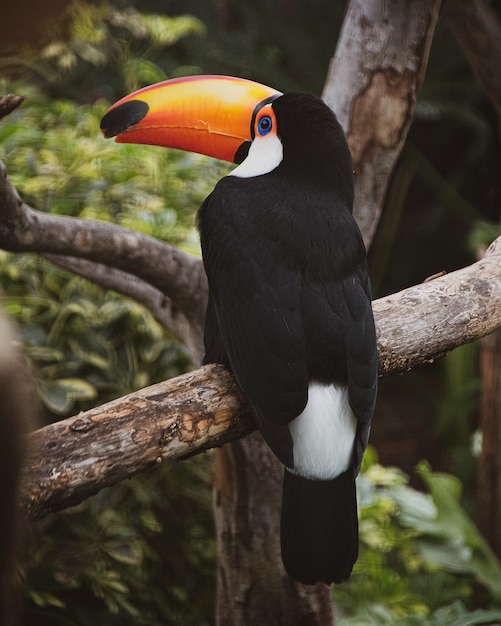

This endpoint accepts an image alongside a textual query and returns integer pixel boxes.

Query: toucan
[100,75,378,586]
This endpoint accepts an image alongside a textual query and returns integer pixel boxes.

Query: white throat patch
[230,133,283,178]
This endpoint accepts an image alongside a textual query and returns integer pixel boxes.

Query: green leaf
[28,589,66,610]
[56,378,98,400]
[104,540,143,566]
[68,336,113,371]
[39,378,97,414]
[417,462,501,600]
[39,381,74,415]
[431,601,501,626]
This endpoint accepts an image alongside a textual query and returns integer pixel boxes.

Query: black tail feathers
[280,468,358,585]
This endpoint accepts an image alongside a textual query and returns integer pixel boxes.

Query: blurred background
[1,1,501,624]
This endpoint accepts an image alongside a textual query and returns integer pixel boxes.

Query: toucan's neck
[272,93,354,206]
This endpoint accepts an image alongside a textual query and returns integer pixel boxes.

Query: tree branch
[43,253,204,360]
[0,160,207,329]
[23,236,501,521]
[374,236,501,371]
[24,363,252,522]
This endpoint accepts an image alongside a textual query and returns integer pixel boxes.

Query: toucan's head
[101,74,352,187]
[100,75,282,165]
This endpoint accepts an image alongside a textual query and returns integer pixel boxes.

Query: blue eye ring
[257,115,273,136]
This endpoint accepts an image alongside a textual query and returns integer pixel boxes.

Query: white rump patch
[230,133,283,178]
[288,383,357,480]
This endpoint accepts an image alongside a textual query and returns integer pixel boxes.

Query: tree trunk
[323,0,441,245]
[477,331,501,558]
[214,433,334,625]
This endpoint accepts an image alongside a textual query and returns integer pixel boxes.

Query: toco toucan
[100,75,378,586]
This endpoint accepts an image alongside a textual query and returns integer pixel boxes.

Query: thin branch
[23,236,501,522]
[43,253,203,360]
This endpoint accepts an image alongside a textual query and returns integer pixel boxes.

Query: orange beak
[100,75,282,164]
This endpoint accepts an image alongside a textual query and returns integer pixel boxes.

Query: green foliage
[415,463,501,600]
[2,1,205,99]
[0,253,189,414]
[24,457,216,626]
[336,453,501,625]
[468,221,501,256]
[144,0,347,94]
[0,80,226,414]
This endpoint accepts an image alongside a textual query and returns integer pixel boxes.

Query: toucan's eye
[257,116,273,136]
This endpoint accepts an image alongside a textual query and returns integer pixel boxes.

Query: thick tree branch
[375,236,501,371]
[23,236,501,521]
[24,364,252,522]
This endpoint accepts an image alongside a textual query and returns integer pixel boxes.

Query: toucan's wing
[203,293,229,367]
[199,178,309,467]
[299,236,377,475]
[340,269,377,474]
[336,269,378,415]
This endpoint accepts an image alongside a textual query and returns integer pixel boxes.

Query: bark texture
[24,364,252,522]
[375,236,501,373]
[322,0,442,245]
[0,95,24,120]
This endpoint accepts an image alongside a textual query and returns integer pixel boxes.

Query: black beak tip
[100,99,150,138]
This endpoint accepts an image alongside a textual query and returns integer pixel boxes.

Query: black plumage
[198,93,377,585]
